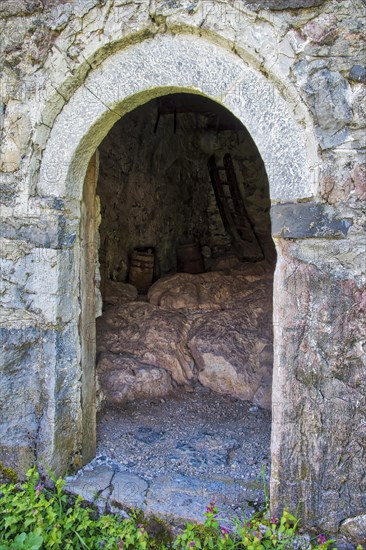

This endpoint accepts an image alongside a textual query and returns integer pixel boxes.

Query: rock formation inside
[96,93,275,414]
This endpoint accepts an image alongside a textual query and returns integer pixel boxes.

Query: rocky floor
[65,385,271,526]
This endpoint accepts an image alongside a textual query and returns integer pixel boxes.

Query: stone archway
[87,92,277,520]
[36,32,318,520]
[38,34,317,201]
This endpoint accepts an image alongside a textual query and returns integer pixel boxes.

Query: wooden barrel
[128,249,155,294]
[177,243,204,274]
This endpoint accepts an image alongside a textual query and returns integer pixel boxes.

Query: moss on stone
[0,462,18,484]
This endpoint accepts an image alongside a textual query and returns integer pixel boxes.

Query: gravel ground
[96,384,271,496]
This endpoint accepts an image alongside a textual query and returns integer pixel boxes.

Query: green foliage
[141,515,174,548]
[0,467,360,550]
[0,467,150,549]
[172,499,338,550]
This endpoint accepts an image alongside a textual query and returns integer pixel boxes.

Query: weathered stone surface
[351,89,366,133]
[320,155,366,205]
[96,303,193,384]
[271,202,353,239]
[65,466,114,503]
[246,0,326,8]
[0,0,365,540]
[148,263,273,311]
[305,69,352,149]
[0,324,43,474]
[145,473,253,525]
[0,102,31,172]
[301,13,339,46]
[271,240,366,534]
[0,311,82,477]
[0,213,77,248]
[340,514,366,546]
[37,33,315,202]
[38,322,83,476]
[188,310,273,409]
[349,65,366,83]
[65,464,149,513]
[97,353,173,404]
[97,267,273,408]
[209,254,241,271]
[0,1,45,18]
[0,315,81,479]
[65,442,267,524]
[110,471,149,511]
[103,280,138,307]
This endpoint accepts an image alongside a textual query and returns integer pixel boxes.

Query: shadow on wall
[96,93,275,285]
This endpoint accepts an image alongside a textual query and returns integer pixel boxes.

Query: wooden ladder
[207,153,264,260]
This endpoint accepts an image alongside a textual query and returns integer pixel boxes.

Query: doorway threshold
[65,386,271,527]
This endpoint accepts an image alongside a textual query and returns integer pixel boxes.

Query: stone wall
[0,0,365,540]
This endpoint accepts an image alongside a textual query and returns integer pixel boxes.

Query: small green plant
[0,466,361,549]
[0,466,150,549]
[173,468,337,550]
[173,499,337,549]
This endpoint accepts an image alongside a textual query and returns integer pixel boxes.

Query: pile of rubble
[97,261,274,410]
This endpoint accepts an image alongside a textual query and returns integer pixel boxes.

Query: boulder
[103,280,138,307]
[148,262,273,312]
[187,309,273,409]
[97,267,274,408]
[149,276,201,310]
[97,353,173,404]
[340,514,366,545]
[97,302,193,384]
[210,254,241,271]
